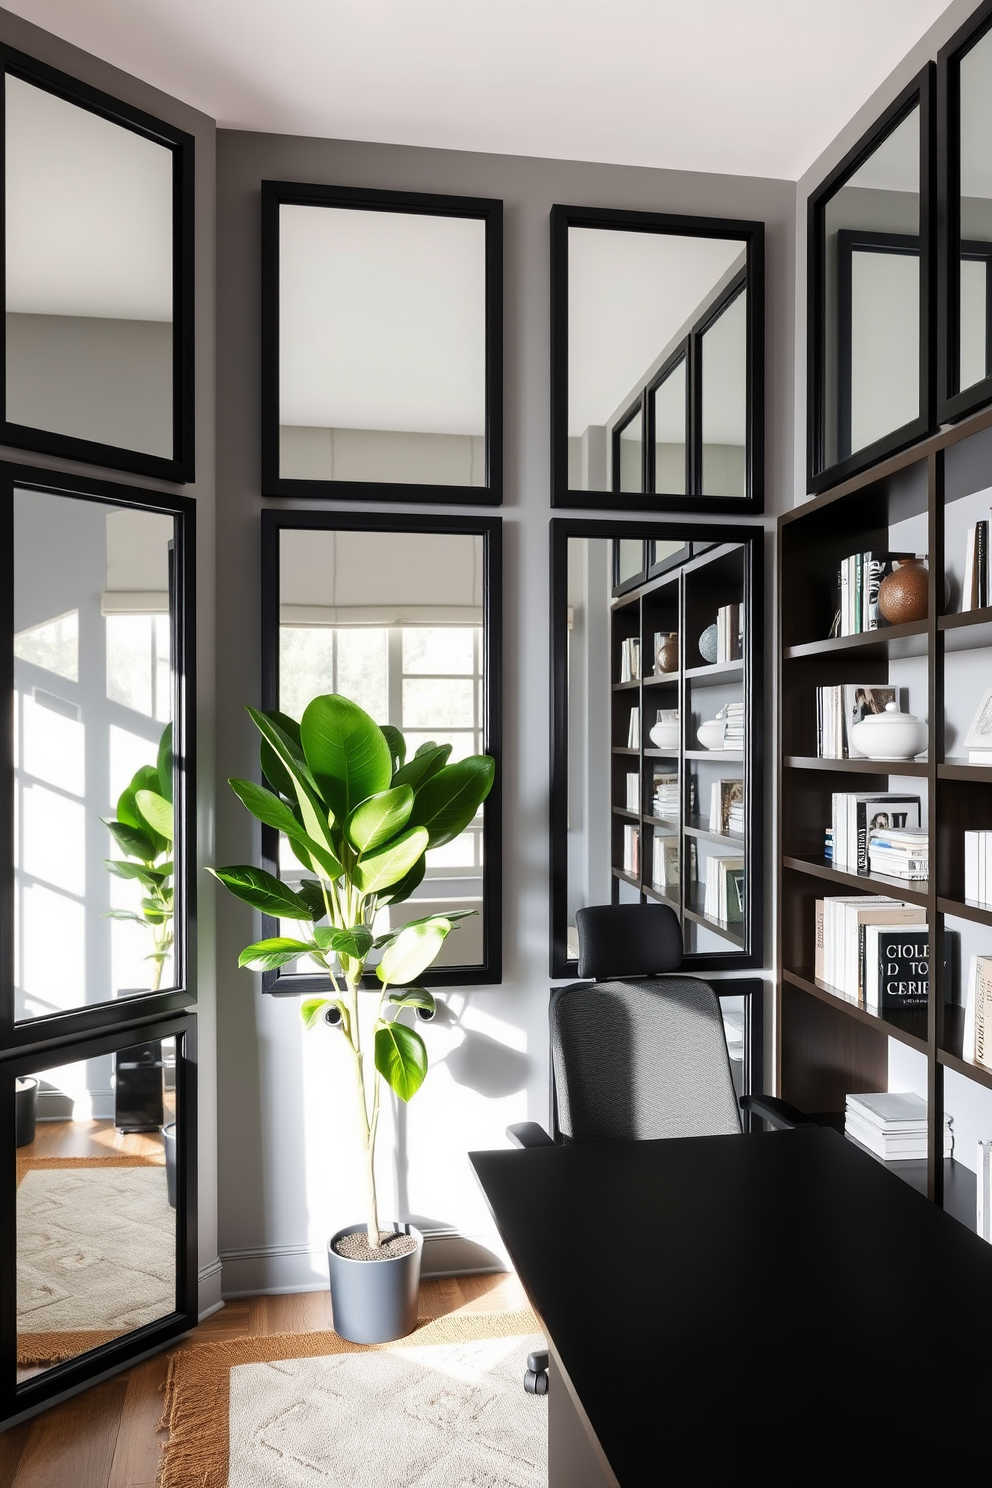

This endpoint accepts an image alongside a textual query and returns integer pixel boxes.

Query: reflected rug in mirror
[161,1309,546,1488]
[17,1163,175,1364]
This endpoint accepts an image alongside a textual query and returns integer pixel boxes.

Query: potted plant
[211,693,494,1343]
[103,723,175,993]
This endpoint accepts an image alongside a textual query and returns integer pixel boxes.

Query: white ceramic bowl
[849,701,927,760]
[697,718,726,750]
[649,721,680,751]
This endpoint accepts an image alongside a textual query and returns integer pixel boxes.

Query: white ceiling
[1,0,955,181]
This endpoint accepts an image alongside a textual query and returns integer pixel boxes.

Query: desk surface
[470,1129,992,1480]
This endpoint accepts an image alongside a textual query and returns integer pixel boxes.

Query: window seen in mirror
[822,106,920,465]
[651,358,687,495]
[5,74,175,458]
[616,407,643,493]
[700,288,747,498]
[13,490,177,1020]
[958,26,992,393]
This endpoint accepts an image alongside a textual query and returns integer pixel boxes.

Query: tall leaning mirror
[0,467,195,1045]
[550,518,762,981]
[939,2,992,423]
[808,64,934,492]
[261,182,502,504]
[1,47,194,483]
[260,510,502,987]
[551,205,763,513]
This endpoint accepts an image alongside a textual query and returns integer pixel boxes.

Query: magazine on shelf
[830,792,921,875]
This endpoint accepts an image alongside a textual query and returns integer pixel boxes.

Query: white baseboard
[197,1256,224,1318]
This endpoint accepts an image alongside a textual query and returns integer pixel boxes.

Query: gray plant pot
[15,1077,38,1148]
[162,1122,177,1209]
[328,1221,423,1344]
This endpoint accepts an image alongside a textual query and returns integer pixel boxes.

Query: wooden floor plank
[107,1358,169,1488]
[0,1419,31,1488]
[11,1376,127,1488]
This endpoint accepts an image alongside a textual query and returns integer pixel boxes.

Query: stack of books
[625,772,639,813]
[964,831,992,905]
[834,552,919,636]
[619,637,640,682]
[963,519,990,610]
[715,603,743,662]
[868,826,929,880]
[816,896,926,1001]
[830,792,921,875]
[723,700,744,749]
[652,772,679,821]
[845,1091,952,1161]
[816,683,897,759]
[708,778,744,836]
[627,706,639,748]
[622,824,640,877]
[652,835,679,892]
[703,852,744,922]
[963,953,992,1067]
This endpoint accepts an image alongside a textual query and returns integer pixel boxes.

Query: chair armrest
[506,1122,556,1148]
[740,1094,817,1131]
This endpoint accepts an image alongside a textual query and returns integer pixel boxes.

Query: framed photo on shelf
[965,686,992,751]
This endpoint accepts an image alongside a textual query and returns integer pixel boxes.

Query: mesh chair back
[575,902,683,979]
[551,976,743,1142]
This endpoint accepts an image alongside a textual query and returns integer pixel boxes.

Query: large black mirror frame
[260,182,503,505]
[0,45,195,484]
[807,64,936,494]
[0,1011,197,1424]
[549,517,763,981]
[260,508,502,988]
[938,0,992,424]
[550,205,765,514]
[0,462,197,1049]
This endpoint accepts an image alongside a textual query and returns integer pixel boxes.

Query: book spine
[840,558,851,637]
[965,525,977,612]
[979,1139,992,1243]
[979,522,989,609]
[814,899,824,982]
[876,935,930,1009]
[863,555,884,631]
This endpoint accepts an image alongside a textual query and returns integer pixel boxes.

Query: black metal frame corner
[0,44,195,485]
[259,180,503,506]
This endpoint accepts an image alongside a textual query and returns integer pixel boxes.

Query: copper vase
[878,558,928,625]
[657,632,679,673]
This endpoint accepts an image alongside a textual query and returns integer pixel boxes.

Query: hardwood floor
[0,1271,530,1488]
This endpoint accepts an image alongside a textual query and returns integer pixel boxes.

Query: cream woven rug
[17,1163,175,1363]
[161,1310,547,1488]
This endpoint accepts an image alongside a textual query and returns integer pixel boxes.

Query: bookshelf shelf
[778,400,992,1233]
[606,537,759,966]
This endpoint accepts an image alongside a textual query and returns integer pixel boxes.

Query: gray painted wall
[0,5,220,1318]
[216,127,795,1291]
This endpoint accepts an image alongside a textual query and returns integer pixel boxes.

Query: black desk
[470,1129,992,1484]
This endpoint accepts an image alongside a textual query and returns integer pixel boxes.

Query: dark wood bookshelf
[778,398,992,1226]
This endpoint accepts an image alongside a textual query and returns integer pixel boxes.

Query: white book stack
[652,773,679,821]
[723,700,745,749]
[868,827,929,881]
[844,1091,952,1162]
[625,773,639,812]
[619,637,640,682]
[964,830,992,905]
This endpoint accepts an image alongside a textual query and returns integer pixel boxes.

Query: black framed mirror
[551,205,763,512]
[808,64,935,493]
[550,518,762,982]
[0,1012,196,1422]
[1,45,194,483]
[261,182,502,504]
[0,463,196,1050]
[260,509,502,988]
[938,0,992,424]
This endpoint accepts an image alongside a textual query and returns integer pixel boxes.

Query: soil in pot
[333,1230,419,1262]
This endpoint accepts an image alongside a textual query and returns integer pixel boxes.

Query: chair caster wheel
[524,1349,549,1394]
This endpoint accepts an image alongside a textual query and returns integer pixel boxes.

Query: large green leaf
[380,723,407,773]
[408,756,494,848]
[238,937,312,970]
[313,924,374,961]
[388,987,436,1016]
[229,778,342,881]
[157,722,174,804]
[299,695,391,822]
[104,859,167,887]
[104,818,158,864]
[345,785,414,853]
[118,765,160,831]
[258,709,303,800]
[391,743,452,793]
[246,708,341,875]
[135,789,174,843]
[353,826,428,896]
[208,865,312,919]
[373,853,426,908]
[374,1021,428,1102]
[377,918,450,986]
[296,879,328,922]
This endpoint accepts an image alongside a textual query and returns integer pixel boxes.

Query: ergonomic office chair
[507,902,812,1393]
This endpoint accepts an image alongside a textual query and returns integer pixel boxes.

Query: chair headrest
[575,903,683,980]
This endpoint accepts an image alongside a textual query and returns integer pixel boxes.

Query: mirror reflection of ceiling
[5,75,173,320]
[960,26,992,200]
[279,206,485,434]
[836,105,919,194]
[280,528,483,626]
[567,228,744,437]
[1,1,955,180]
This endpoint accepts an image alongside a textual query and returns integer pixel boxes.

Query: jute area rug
[17,1153,173,1365]
[161,1309,547,1488]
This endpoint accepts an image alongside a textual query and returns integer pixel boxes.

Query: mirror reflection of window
[13,490,177,1021]
[277,528,486,968]
[4,74,174,459]
[700,286,747,498]
[958,26,992,394]
[823,106,921,464]
[566,224,747,497]
[15,1039,178,1380]
[278,205,487,487]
